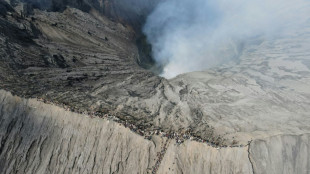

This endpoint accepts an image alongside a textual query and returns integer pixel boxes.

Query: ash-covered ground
[0,1,310,173]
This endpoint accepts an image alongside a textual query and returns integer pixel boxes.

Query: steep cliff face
[1,90,310,174]
[250,134,310,174]
[8,0,161,30]
[0,90,159,174]
[0,3,163,129]
[0,91,250,174]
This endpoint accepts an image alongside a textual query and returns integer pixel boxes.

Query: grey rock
[250,134,310,174]
[2,90,308,174]
[0,90,159,174]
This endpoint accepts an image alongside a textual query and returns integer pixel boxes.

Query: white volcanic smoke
[143,0,310,78]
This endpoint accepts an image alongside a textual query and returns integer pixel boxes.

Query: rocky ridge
[1,89,310,174]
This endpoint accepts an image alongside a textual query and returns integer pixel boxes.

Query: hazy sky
[143,0,310,78]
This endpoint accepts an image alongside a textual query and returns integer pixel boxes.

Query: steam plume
[143,0,310,78]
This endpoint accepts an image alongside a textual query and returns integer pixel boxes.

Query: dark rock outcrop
[7,0,161,30]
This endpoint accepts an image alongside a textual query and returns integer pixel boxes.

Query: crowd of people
[35,97,248,149]
[34,96,251,174]
[151,139,169,174]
